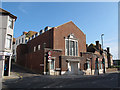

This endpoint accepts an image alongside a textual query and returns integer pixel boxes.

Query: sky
[2,2,118,59]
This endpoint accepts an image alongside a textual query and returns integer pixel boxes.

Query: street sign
[48,51,52,60]
[48,56,51,60]
[48,51,52,56]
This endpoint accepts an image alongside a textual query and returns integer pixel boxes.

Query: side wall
[17,29,54,74]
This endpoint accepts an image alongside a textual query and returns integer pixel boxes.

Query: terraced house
[0,8,17,77]
[17,21,106,75]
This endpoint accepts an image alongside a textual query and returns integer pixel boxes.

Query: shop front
[0,52,12,77]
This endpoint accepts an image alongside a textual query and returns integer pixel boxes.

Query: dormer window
[65,33,78,56]
[32,35,34,39]
[45,28,48,32]
[44,26,52,32]
[40,30,42,35]
[35,33,38,37]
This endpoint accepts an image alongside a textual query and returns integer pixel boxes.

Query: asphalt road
[2,63,120,89]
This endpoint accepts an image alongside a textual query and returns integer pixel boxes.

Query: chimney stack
[23,32,27,35]
[107,47,110,53]
[23,32,25,35]
[96,41,100,50]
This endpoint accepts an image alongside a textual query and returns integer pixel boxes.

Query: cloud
[104,38,118,60]
[104,37,118,43]
[18,4,28,14]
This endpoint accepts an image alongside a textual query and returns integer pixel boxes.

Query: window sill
[5,48,11,50]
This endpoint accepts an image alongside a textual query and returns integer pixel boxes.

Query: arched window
[65,33,78,56]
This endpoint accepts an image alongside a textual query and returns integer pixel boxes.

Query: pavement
[3,72,19,80]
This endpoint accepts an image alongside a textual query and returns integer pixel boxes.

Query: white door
[71,62,78,74]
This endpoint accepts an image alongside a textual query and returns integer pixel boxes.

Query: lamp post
[101,34,104,49]
[101,34,105,73]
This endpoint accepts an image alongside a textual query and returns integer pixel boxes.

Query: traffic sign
[48,51,52,56]
[48,56,51,59]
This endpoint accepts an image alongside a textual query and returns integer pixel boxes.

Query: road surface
[2,63,120,89]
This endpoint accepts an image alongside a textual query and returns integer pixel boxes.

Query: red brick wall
[17,44,45,73]
[16,44,28,67]
[53,21,86,56]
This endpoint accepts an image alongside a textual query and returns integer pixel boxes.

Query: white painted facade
[0,9,17,77]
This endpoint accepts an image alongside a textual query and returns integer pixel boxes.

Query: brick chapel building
[17,21,105,75]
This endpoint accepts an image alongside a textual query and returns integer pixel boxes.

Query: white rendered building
[0,8,17,77]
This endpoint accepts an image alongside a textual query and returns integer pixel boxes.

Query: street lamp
[101,34,105,73]
[101,34,104,49]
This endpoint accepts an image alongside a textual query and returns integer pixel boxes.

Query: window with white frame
[5,34,12,49]
[38,45,40,50]
[19,39,20,44]
[76,42,78,56]
[25,39,27,44]
[65,34,78,56]
[8,18,13,29]
[16,40,18,45]
[65,40,69,55]
[51,59,55,70]
[34,46,36,52]
[87,61,90,69]
[22,38,24,43]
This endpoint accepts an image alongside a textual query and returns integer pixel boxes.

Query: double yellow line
[15,72,23,79]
